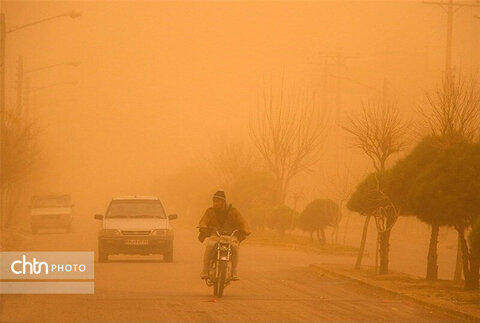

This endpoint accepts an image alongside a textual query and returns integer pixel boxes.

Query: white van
[31,195,73,233]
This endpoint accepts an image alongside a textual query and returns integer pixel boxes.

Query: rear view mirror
[94,214,103,220]
[168,214,178,220]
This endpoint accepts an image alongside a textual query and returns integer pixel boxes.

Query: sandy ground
[0,216,468,323]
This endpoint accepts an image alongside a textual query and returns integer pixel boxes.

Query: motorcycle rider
[198,190,249,281]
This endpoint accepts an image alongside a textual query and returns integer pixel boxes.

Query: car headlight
[99,229,120,237]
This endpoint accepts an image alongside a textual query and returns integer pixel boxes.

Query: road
[0,221,468,323]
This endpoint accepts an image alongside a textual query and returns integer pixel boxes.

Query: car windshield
[106,200,166,219]
[32,196,70,208]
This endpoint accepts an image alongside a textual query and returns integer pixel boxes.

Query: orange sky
[3,1,480,208]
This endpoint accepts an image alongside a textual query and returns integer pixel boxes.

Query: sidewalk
[311,263,480,322]
[246,230,360,256]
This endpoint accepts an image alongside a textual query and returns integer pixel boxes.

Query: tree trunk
[310,231,313,243]
[426,224,439,281]
[378,229,391,275]
[355,215,371,270]
[332,224,339,245]
[316,229,326,245]
[457,228,474,290]
[343,213,350,245]
[454,233,463,283]
[1,187,9,230]
[5,184,22,228]
[320,228,326,245]
[470,255,480,290]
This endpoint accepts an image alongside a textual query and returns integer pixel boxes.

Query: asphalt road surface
[0,222,469,323]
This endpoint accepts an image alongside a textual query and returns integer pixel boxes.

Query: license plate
[125,239,148,245]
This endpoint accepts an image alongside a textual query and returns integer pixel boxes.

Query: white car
[94,196,177,262]
[31,195,73,233]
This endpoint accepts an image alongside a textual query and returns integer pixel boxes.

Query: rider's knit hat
[213,190,226,201]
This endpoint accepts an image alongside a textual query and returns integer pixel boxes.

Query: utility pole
[312,49,356,121]
[382,77,389,105]
[318,49,356,125]
[313,50,357,187]
[24,76,30,121]
[446,0,453,75]
[322,58,329,112]
[16,56,23,118]
[334,48,344,124]
[424,0,480,283]
[322,50,356,164]
[424,0,480,75]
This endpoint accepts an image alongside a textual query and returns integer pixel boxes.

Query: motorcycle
[200,227,240,298]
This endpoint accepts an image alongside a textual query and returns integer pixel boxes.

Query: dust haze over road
[0,216,467,323]
[3,0,479,204]
[1,1,480,322]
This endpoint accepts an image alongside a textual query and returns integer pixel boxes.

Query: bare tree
[2,110,38,228]
[250,79,327,204]
[419,73,480,145]
[343,97,408,273]
[344,99,409,172]
[419,72,480,282]
[209,139,255,190]
[324,161,357,245]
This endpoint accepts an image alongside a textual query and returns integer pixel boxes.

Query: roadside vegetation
[1,106,38,249]
[1,104,38,235]
[156,73,480,291]
[346,73,480,290]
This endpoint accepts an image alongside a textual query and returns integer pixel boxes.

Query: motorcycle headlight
[99,229,120,236]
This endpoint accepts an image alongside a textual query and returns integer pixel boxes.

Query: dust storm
[0,1,479,322]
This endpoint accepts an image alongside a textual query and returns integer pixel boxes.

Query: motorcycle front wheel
[215,260,228,298]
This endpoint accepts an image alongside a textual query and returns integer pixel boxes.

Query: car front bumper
[31,215,71,228]
[98,236,173,255]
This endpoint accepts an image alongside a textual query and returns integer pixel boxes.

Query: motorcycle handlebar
[197,226,241,237]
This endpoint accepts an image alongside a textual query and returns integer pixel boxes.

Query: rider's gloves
[198,227,209,243]
[198,232,207,243]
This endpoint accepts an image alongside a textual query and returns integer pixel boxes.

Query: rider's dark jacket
[199,206,249,241]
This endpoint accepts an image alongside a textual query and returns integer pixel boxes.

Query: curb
[310,264,480,323]
[246,241,359,257]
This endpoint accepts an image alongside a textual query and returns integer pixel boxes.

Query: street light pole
[26,61,80,74]
[21,60,81,119]
[445,0,453,75]
[31,81,78,92]
[6,10,82,34]
[0,13,6,231]
[0,9,82,235]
